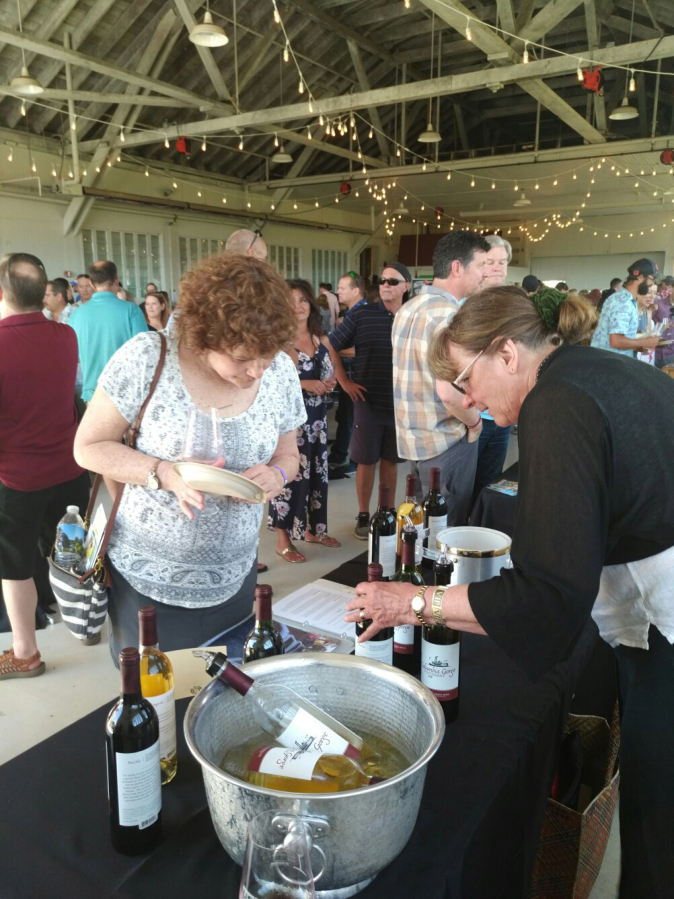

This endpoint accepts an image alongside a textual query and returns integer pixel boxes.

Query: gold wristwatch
[410,587,427,626]
[432,588,446,627]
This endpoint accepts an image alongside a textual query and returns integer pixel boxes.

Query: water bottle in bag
[54,505,86,570]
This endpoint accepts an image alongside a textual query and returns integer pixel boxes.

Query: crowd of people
[0,227,672,894]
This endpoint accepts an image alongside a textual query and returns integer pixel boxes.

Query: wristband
[432,588,446,627]
[466,418,482,430]
[271,465,288,486]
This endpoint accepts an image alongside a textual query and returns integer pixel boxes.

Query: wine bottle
[421,625,461,723]
[138,607,177,786]
[392,526,424,676]
[368,484,397,580]
[106,648,162,855]
[355,563,393,666]
[396,474,424,563]
[422,467,448,564]
[433,544,455,587]
[242,584,284,663]
[222,744,380,794]
[194,650,367,759]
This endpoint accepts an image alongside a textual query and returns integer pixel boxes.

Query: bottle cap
[119,647,142,694]
[429,468,441,491]
[254,584,273,621]
[66,505,80,514]
[138,605,158,646]
[221,661,255,695]
[377,483,390,507]
[401,535,417,566]
[405,474,417,497]
[367,562,383,582]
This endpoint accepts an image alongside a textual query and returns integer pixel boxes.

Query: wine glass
[240,810,320,899]
[180,407,225,468]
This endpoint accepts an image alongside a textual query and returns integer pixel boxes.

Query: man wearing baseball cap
[591,258,660,356]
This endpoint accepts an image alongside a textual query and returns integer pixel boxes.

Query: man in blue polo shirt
[69,261,147,401]
[591,258,660,357]
[330,262,410,538]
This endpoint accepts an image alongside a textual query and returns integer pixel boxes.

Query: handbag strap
[82,333,168,576]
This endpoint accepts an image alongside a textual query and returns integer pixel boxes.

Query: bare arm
[609,333,659,351]
[323,338,367,401]
[344,581,486,641]
[241,429,300,500]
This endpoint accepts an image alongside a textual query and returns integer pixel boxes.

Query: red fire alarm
[340,181,351,196]
[581,66,604,96]
[176,136,192,158]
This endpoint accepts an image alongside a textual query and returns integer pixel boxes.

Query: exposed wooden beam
[515,0,537,33]
[453,102,470,150]
[605,13,661,39]
[77,35,674,152]
[0,24,234,112]
[518,0,584,44]
[584,0,608,133]
[283,0,394,62]
[347,40,389,159]
[173,0,236,106]
[418,0,605,144]
[237,31,278,94]
[495,0,516,35]
[1,89,195,107]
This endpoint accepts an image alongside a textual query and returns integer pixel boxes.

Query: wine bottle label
[145,688,176,760]
[368,532,396,578]
[115,741,162,828]
[394,624,414,654]
[427,514,448,549]
[277,707,359,758]
[249,746,321,781]
[421,640,460,701]
[355,635,393,665]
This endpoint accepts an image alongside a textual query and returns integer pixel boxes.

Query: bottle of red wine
[392,526,424,676]
[421,624,461,723]
[243,584,284,663]
[421,467,448,580]
[355,562,394,665]
[105,648,162,855]
[433,544,454,587]
[368,484,396,580]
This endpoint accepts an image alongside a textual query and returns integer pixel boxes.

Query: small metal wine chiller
[185,653,445,898]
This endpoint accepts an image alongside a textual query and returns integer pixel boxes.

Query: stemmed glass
[240,810,319,899]
[180,407,225,468]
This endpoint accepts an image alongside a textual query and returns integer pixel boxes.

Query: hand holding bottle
[345,581,421,642]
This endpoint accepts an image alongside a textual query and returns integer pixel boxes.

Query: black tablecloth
[1,556,603,899]
[470,461,519,537]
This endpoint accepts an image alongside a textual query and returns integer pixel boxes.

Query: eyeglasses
[249,229,262,251]
[380,278,405,286]
[450,348,486,395]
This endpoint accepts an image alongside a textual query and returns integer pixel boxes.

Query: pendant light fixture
[10,2,44,95]
[609,96,639,121]
[418,13,441,143]
[271,51,292,164]
[513,192,531,207]
[189,2,229,47]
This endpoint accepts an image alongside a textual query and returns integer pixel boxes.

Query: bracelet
[271,464,288,486]
[432,588,446,627]
[411,587,428,626]
[466,417,482,430]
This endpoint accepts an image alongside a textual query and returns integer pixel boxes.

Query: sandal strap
[0,648,42,674]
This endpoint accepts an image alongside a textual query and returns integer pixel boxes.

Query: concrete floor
[0,434,619,897]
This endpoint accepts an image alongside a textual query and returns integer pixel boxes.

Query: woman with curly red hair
[75,254,306,661]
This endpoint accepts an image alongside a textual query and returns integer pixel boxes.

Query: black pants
[615,626,674,898]
[329,386,354,466]
[107,559,258,667]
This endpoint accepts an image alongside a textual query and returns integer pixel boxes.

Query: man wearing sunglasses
[329,263,409,537]
[392,232,491,525]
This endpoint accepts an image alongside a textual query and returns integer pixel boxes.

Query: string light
[307,126,312,139]
[7,147,12,162]
[145,166,149,176]
[629,71,636,92]
[319,114,324,126]
[120,128,125,143]
[577,61,583,81]
[465,15,472,41]
[82,168,87,176]
[308,98,314,113]
[283,43,289,63]
[51,163,57,176]
[298,79,304,94]
[68,169,73,178]
[368,127,373,139]
[202,137,207,151]
[20,101,26,116]
[238,137,244,150]
[446,172,451,180]
[197,190,202,197]
[172,181,178,189]
[71,117,76,131]
[273,5,280,24]
[470,178,475,187]
[164,135,169,149]
[274,133,279,147]
[491,181,495,189]
[31,157,36,173]
[523,42,529,64]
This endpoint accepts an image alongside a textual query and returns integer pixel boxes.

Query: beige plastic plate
[173,462,265,503]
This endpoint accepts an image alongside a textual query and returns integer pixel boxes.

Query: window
[82,228,163,298]
[312,248,348,290]
[178,236,226,275]
[269,244,301,280]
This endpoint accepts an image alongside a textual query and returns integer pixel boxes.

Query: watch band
[432,588,446,627]
[146,458,161,488]
[411,586,427,626]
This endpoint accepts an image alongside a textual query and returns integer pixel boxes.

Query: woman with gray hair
[346,284,674,898]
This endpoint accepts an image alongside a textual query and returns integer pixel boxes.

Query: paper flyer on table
[272,579,356,640]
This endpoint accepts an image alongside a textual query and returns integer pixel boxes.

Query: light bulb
[116,153,121,162]
[335,197,339,203]
[362,165,367,174]
[470,178,475,187]
[298,80,304,94]
[21,101,26,116]
[355,190,359,197]
[71,118,76,131]
[308,98,313,113]
[120,128,125,143]
[307,127,312,139]
[577,62,583,81]
[145,167,149,176]
[7,148,12,162]
[201,138,206,151]
[319,114,324,126]
[331,126,336,137]
[247,201,251,208]
[68,169,73,178]
[173,181,178,189]
[315,201,319,207]
[535,182,539,189]
[31,159,36,173]
[293,203,297,209]
[274,133,279,147]
[197,190,202,197]
[51,164,57,177]
[368,128,373,139]
[422,162,427,171]
[164,136,169,148]
[238,138,244,150]
[82,168,87,176]
[629,72,635,92]
[553,179,558,186]
[573,173,577,180]
[396,147,401,156]
[273,7,280,24]
[107,160,111,167]
[491,182,495,189]
[466,23,472,40]
[514,184,519,191]
[523,44,529,64]
[446,172,451,180]
[404,0,410,8]
[283,44,289,63]
[95,166,100,173]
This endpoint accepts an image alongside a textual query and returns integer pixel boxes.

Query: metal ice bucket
[435,525,511,584]
[185,653,445,898]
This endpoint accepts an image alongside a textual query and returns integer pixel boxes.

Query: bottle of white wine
[138,606,177,785]
[392,524,424,676]
[395,474,424,563]
[194,650,365,759]
[222,743,381,794]
[106,648,162,855]
[355,562,393,665]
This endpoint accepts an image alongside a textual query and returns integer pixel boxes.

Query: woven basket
[529,707,620,899]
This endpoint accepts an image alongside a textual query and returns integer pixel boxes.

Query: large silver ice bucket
[185,653,445,898]
[435,525,511,584]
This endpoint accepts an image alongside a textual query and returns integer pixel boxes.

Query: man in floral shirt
[591,258,660,357]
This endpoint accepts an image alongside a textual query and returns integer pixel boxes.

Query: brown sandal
[276,542,306,563]
[0,647,46,680]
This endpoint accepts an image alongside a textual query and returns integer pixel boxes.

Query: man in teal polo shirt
[69,261,147,401]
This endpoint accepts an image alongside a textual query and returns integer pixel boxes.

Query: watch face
[412,595,425,612]
[147,473,160,490]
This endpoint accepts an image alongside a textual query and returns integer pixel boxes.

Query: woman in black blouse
[347,286,674,899]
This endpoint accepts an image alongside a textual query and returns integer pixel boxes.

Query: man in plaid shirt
[392,232,490,525]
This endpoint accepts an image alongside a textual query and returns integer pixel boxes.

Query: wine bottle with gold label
[139,606,177,785]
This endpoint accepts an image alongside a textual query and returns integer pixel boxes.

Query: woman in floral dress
[269,280,343,562]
